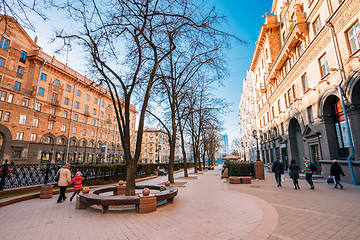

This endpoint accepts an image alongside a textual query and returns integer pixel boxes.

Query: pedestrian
[330,159,345,189]
[272,157,284,187]
[303,157,315,189]
[68,171,84,201]
[56,163,71,203]
[289,158,300,190]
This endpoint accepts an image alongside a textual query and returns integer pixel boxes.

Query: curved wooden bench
[78,185,177,214]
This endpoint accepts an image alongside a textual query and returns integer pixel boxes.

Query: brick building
[137,127,179,164]
[240,0,360,184]
[0,16,136,164]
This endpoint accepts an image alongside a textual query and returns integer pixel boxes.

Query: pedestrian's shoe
[294,187,297,190]
[334,184,338,188]
[297,185,300,189]
[340,185,343,189]
[310,185,315,189]
[70,197,73,202]
[57,200,61,203]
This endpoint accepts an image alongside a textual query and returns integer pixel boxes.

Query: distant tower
[223,133,229,156]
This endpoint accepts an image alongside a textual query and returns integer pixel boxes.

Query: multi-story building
[245,0,360,184]
[239,70,258,162]
[0,16,136,164]
[137,127,179,164]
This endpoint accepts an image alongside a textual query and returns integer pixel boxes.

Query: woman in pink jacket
[68,172,84,201]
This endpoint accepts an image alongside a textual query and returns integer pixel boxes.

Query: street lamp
[252,130,261,161]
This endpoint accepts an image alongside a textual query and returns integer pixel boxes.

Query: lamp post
[253,130,261,161]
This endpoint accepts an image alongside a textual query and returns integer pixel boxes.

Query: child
[68,172,84,201]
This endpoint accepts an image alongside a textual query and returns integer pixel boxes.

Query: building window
[61,124,66,132]
[14,81,21,90]
[313,16,322,36]
[85,105,89,113]
[91,131,95,137]
[0,37,10,50]
[77,89,81,97]
[307,106,314,123]
[73,126,77,134]
[13,149,22,158]
[102,101,105,107]
[30,133,37,141]
[113,116,115,122]
[66,85,71,92]
[101,111,104,117]
[64,97,69,105]
[297,41,304,57]
[0,90,6,101]
[40,73,47,81]
[50,107,55,115]
[94,98,98,104]
[74,114,78,121]
[84,116,88,124]
[38,87,44,96]
[75,101,80,109]
[284,94,288,108]
[108,104,111,110]
[22,97,29,107]
[20,50,27,63]
[287,88,294,105]
[347,21,360,54]
[4,112,10,122]
[86,94,90,100]
[82,129,86,136]
[33,118,39,127]
[16,132,24,140]
[54,79,60,87]
[35,102,42,111]
[52,92,58,100]
[100,122,103,128]
[301,73,309,92]
[48,121,54,130]
[19,114,26,125]
[99,132,102,138]
[319,54,330,77]
[63,111,68,118]
[0,57,5,67]
[92,119,95,126]
[93,108,97,115]
[7,93,13,103]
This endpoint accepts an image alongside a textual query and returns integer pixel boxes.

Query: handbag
[55,170,60,182]
[327,176,334,184]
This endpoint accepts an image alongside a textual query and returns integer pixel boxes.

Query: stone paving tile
[0,168,271,240]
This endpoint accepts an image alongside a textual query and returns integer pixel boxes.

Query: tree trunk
[180,129,188,177]
[125,156,137,196]
[168,138,176,183]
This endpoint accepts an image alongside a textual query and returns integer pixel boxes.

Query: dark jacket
[289,163,300,179]
[330,162,345,182]
[272,160,284,175]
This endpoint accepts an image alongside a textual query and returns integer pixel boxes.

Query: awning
[56,151,65,154]
[222,155,241,161]
[41,150,53,154]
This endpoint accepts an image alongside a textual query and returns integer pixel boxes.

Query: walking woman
[57,163,72,203]
[289,159,300,190]
[330,159,345,189]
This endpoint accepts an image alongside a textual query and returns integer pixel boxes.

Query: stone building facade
[137,127,179,164]
[0,16,136,164]
[244,0,360,184]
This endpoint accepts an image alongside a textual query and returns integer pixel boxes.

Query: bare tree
[53,0,234,195]
[231,138,242,156]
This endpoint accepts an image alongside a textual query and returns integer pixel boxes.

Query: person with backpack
[302,157,316,189]
[272,157,284,187]
[330,159,345,189]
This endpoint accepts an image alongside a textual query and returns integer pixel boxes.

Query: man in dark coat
[272,157,284,187]
[330,159,345,189]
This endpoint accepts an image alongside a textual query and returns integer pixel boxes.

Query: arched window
[334,100,350,158]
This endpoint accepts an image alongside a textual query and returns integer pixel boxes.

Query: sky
[24,0,273,145]
[211,0,273,145]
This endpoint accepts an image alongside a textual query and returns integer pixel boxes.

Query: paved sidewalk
[0,168,273,240]
[226,169,360,240]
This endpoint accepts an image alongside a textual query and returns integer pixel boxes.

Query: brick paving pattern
[1,166,360,239]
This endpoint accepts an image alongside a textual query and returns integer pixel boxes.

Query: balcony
[84,111,90,117]
[106,119,111,124]
[51,99,60,106]
[16,73,23,79]
[260,83,267,93]
[48,115,56,121]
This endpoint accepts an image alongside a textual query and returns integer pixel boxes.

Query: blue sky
[211,0,273,144]
[26,0,273,145]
